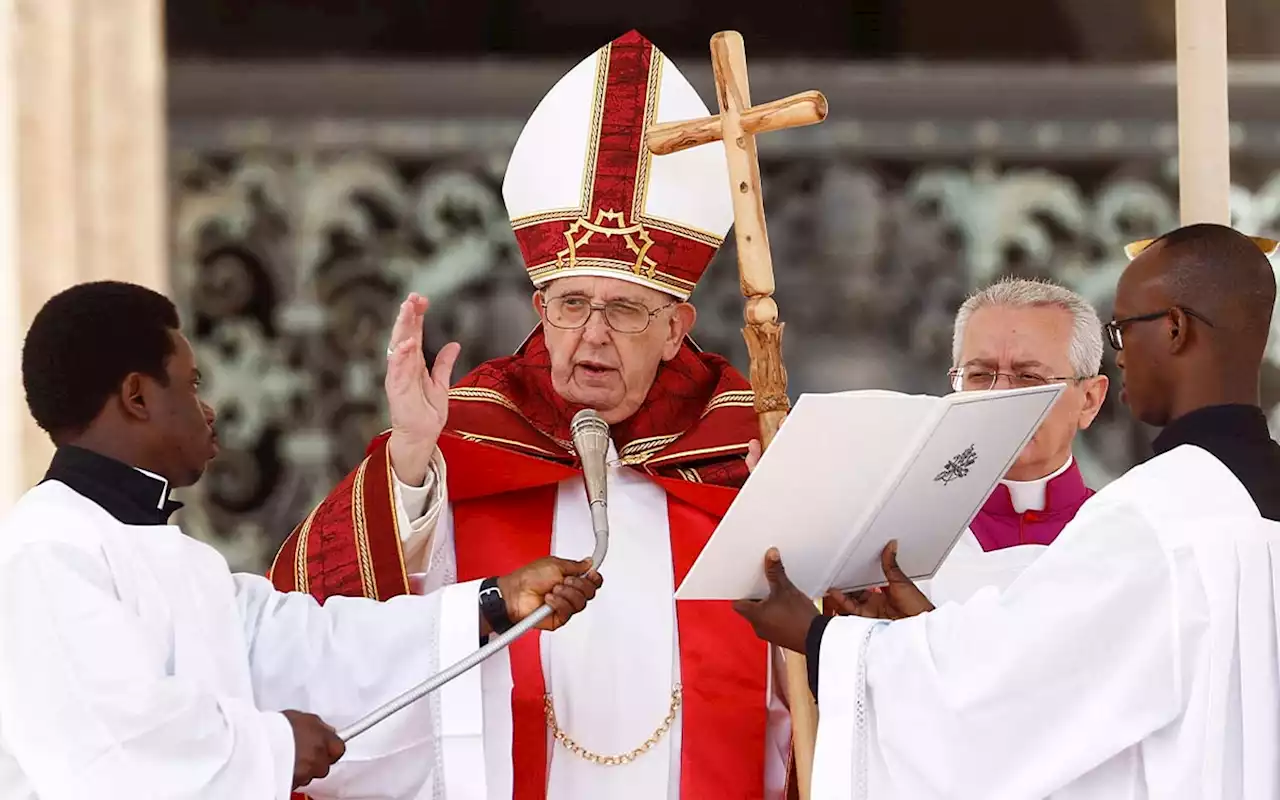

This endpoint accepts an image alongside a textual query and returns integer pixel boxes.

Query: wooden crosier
[645,31,826,799]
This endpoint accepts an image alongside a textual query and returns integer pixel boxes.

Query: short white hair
[952,278,1104,377]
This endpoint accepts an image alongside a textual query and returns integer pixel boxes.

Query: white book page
[827,385,1063,592]
[674,391,939,600]
[674,384,1064,601]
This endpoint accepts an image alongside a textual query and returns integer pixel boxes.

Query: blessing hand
[732,548,819,653]
[385,293,461,486]
[825,541,934,620]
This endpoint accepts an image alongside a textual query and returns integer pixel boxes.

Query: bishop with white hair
[916,277,1109,605]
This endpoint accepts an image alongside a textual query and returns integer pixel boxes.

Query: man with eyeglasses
[1108,222,1280,519]
[926,277,1105,601]
[926,277,1109,603]
[742,277,1108,605]
[737,223,1280,799]
[269,31,788,800]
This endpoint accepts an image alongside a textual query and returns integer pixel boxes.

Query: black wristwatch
[479,576,514,635]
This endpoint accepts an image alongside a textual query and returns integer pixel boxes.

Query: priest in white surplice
[0,281,601,800]
[737,223,1280,799]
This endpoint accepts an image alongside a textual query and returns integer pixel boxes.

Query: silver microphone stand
[338,409,611,741]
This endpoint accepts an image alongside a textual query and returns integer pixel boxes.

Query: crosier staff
[645,30,827,799]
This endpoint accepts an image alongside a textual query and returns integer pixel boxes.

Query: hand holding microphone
[337,409,614,742]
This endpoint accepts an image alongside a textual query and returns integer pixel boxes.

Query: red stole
[268,327,771,798]
[444,434,769,799]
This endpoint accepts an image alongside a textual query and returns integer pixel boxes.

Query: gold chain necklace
[544,684,683,766]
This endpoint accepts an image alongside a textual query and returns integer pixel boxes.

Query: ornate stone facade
[169,61,1280,570]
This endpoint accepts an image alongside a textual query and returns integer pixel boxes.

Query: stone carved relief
[171,146,1280,571]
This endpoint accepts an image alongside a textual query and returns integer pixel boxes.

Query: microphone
[336,410,614,743]
[571,408,611,571]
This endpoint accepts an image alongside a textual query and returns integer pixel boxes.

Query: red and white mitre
[501,30,733,301]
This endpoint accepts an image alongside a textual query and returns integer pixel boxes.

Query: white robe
[0,480,478,800]
[392,442,790,800]
[812,443,1280,800]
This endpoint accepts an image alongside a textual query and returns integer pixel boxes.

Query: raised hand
[497,557,604,632]
[385,293,461,485]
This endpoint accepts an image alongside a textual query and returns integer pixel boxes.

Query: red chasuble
[269,330,774,799]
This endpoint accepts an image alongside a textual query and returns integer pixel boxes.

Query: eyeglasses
[1104,306,1215,351]
[947,366,1088,393]
[541,294,676,334]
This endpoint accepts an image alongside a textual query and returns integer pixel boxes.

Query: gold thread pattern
[646,442,751,469]
[449,387,525,417]
[383,446,412,596]
[555,209,658,278]
[527,259,697,296]
[579,45,611,214]
[351,458,379,600]
[631,48,663,223]
[454,431,565,459]
[291,503,320,594]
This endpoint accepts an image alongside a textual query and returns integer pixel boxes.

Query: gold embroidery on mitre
[556,209,659,279]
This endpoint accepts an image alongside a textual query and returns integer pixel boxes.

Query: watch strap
[479,576,514,635]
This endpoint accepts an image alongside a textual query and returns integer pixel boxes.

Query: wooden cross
[645,31,826,799]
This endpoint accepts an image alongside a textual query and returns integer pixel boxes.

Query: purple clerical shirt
[968,459,1094,551]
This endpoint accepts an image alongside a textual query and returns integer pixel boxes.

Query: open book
[674,384,1064,600]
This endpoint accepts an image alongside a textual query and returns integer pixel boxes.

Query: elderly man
[744,277,1107,606]
[270,30,787,800]
[925,277,1108,602]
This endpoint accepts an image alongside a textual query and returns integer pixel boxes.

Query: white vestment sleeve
[812,498,1185,800]
[235,573,481,800]
[0,543,294,800]
[393,448,449,578]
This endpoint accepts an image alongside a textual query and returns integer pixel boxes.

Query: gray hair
[951,278,1104,377]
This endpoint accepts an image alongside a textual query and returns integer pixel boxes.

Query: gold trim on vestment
[292,503,320,595]
[676,467,703,483]
[621,433,681,457]
[383,446,412,596]
[702,390,756,418]
[646,442,751,468]
[449,387,526,417]
[351,458,379,600]
[454,430,565,459]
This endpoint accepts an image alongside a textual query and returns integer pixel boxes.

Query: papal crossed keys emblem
[934,444,978,485]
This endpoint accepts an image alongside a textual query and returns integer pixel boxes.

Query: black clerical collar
[42,446,183,525]
[1152,404,1272,456]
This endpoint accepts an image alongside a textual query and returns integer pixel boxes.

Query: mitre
[501,29,733,301]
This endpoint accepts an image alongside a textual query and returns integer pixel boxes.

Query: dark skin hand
[733,542,934,652]
[282,709,346,789]
[732,548,822,653]
[280,558,602,788]
[825,541,934,621]
[484,556,604,635]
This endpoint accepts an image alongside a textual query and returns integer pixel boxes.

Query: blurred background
[5,1,1280,570]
